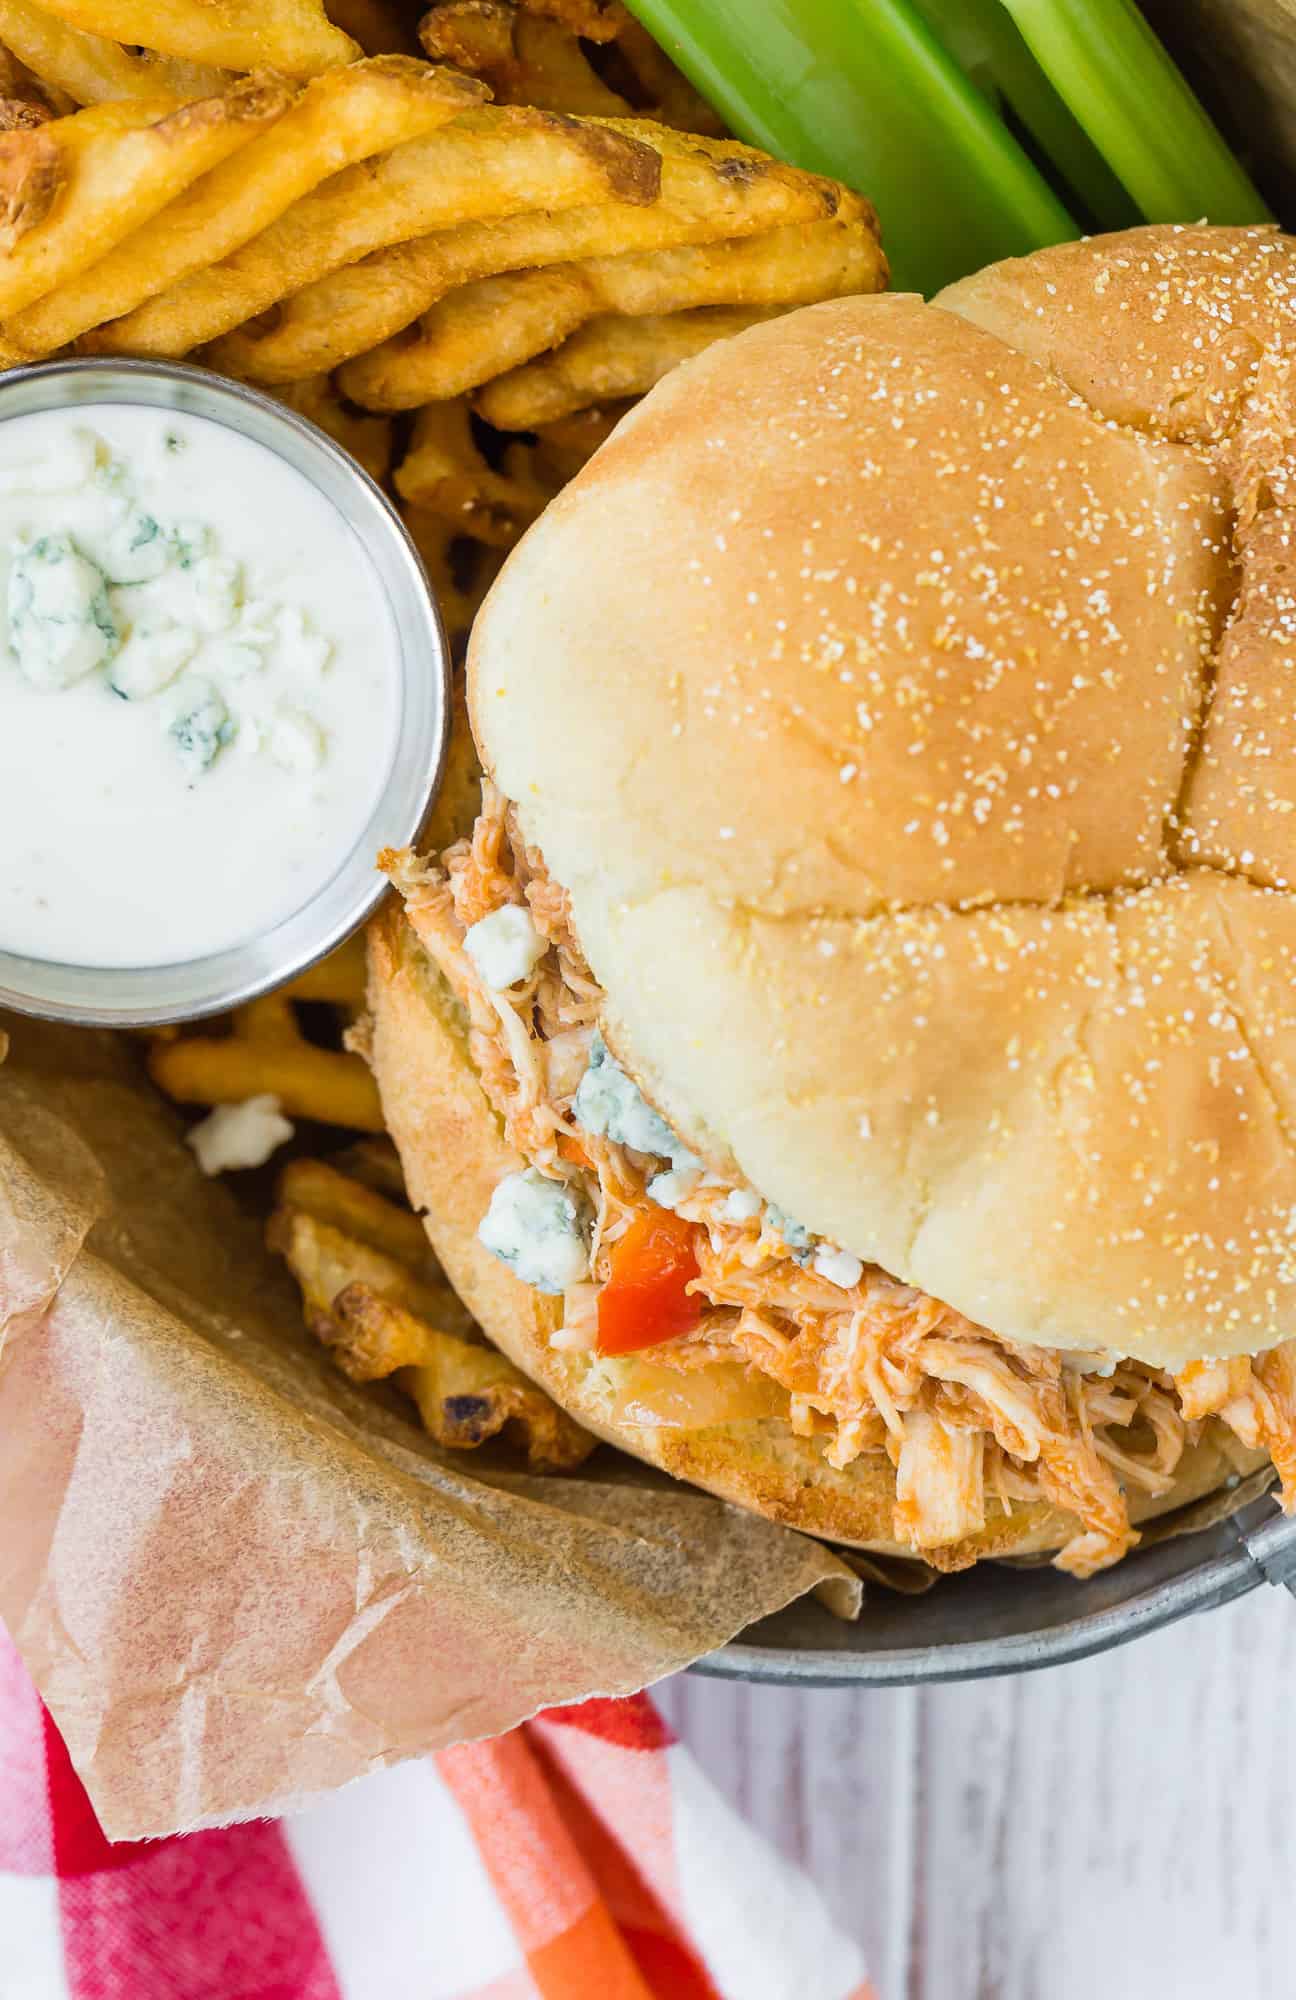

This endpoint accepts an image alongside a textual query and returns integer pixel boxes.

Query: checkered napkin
[0,1623,871,1999]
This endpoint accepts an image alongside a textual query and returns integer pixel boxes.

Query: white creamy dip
[0,405,399,968]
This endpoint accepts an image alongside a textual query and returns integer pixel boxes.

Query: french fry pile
[0,0,885,646]
[29,0,882,1453]
[418,0,725,133]
[146,932,386,1129]
[268,1151,596,1469]
[149,934,594,1467]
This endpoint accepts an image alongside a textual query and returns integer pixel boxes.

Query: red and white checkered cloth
[0,1623,872,1999]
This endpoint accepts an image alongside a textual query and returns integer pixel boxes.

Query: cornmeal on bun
[369,225,1296,1573]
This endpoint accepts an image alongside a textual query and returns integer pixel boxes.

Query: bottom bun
[366,906,1266,1568]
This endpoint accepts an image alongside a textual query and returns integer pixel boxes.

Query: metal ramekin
[0,358,449,1028]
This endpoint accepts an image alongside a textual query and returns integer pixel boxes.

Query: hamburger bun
[368,224,1295,1560]
[368,902,1262,1562]
[463,225,1296,1375]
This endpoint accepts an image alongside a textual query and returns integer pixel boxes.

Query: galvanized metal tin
[700,1495,1296,1685]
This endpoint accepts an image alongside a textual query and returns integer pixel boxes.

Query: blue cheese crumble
[721,1186,762,1224]
[646,1164,704,1209]
[768,1205,813,1256]
[484,1039,869,1301]
[167,679,234,781]
[187,1094,293,1175]
[464,903,547,990]
[8,534,119,689]
[3,427,336,782]
[478,1168,591,1292]
[812,1245,864,1290]
[574,1033,702,1175]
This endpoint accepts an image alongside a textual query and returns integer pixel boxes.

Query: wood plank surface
[657,1584,1296,1998]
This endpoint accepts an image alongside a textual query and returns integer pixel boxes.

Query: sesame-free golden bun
[460,225,1296,1375]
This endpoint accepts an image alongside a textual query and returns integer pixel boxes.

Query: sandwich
[369,222,1296,1575]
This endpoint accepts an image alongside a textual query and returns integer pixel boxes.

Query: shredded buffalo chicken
[386,787,1296,1577]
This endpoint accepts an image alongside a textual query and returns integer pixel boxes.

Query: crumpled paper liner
[0,1014,857,1840]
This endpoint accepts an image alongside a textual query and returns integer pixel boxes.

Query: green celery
[617,0,1077,295]
[997,0,1271,223]
[912,0,1139,228]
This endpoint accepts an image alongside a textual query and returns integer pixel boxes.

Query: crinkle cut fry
[0,82,293,323]
[338,213,886,409]
[27,0,359,77]
[85,104,662,359]
[475,303,779,427]
[3,56,482,358]
[207,129,850,383]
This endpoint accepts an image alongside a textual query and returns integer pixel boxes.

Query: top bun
[469,225,1296,1372]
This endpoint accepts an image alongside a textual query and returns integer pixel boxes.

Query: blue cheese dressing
[0,405,399,967]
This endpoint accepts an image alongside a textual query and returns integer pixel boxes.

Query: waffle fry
[208,124,849,382]
[475,302,775,426]
[401,499,504,658]
[340,212,885,408]
[602,13,722,134]
[341,1285,596,1465]
[269,1156,594,1467]
[31,0,359,77]
[149,978,384,1131]
[86,104,660,358]
[421,1,630,117]
[2,57,479,358]
[525,400,628,478]
[423,682,487,848]
[0,83,292,322]
[0,0,230,104]
[273,372,394,485]
[394,398,551,545]
[514,0,622,37]
[270,1199,462,1327]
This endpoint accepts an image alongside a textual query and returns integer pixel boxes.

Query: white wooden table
[657,1584,1296,1998]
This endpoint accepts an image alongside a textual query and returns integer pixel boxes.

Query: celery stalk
[617,0,1077,295]
[1001,0,1272,224]
[912,0,1139,229]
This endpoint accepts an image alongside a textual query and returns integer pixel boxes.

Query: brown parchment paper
[0,1013,858,1840]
